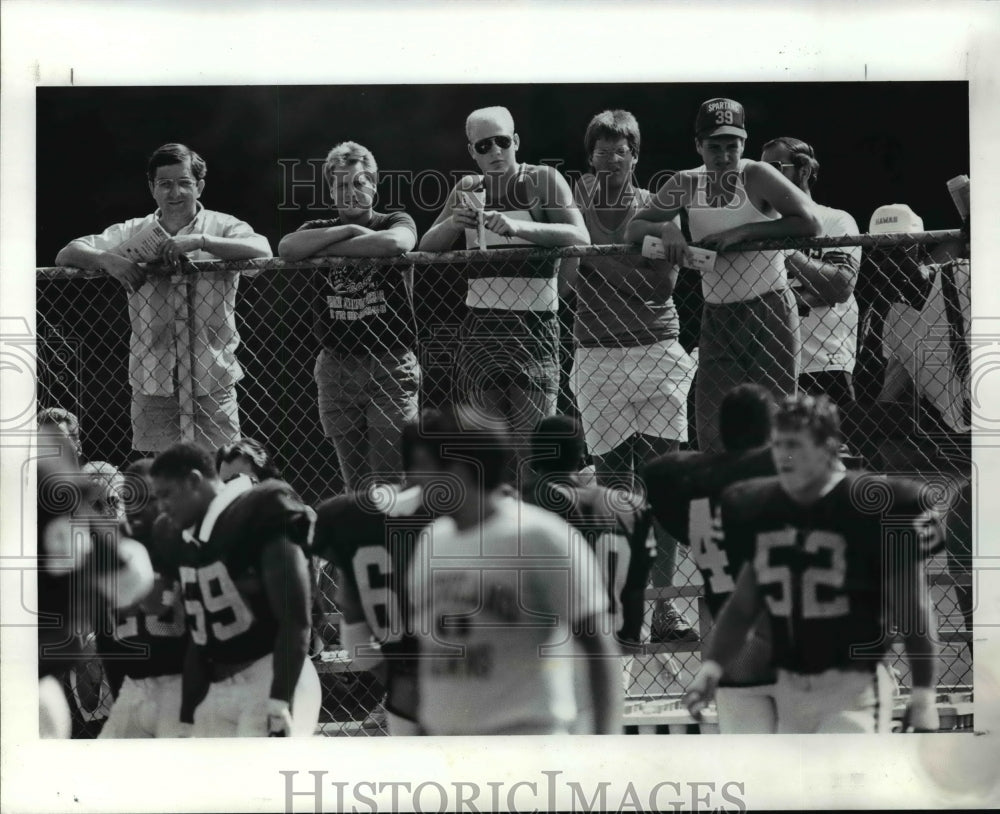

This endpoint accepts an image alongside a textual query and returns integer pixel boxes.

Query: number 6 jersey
[174,476,315,666]
[719,471,946,675]
[312,485,433,723]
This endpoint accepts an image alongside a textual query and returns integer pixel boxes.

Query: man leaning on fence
[55,143,272,456]
[418,106,589,483]
[278,141,420,490]
[760,137,861,410]
[626,98,822,454]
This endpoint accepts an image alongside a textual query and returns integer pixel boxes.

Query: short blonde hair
[323,141,378,185]
[465,106,515,141]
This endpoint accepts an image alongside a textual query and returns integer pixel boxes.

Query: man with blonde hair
[419,106,588,486]
[279,141,420,489]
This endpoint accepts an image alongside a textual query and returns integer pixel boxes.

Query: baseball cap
[869,203,924,234]
[695,98,748,139]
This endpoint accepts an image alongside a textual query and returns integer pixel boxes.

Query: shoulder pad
[313,494,365,561]
[228,480,314,547]
[719,476,781,518]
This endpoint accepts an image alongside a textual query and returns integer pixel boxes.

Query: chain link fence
[37,232,973,736]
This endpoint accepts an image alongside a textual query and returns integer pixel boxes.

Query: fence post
[171,274,196,442]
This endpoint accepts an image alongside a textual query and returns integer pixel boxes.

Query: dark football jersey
[645,447,777,686]
[176,478,314,666]
[96,514,187,680]
[522,474,655,644]
[645,447,776,617]
[720,471,946,675]
[312,486,433,720]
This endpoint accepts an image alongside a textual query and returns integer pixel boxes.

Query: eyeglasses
[153,178,198,191]
[472,135,514,154]
[767,161,795,172]
[593,147,633,159]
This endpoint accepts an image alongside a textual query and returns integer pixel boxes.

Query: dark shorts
[696,288,799,453]
[454,308,559,435]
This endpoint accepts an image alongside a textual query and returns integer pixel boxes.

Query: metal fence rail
[37,233,973,736]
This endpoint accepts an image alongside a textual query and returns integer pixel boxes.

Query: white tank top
[687,159,787,304]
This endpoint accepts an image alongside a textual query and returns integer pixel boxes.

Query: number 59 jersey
[175,477,315,666]
[720,471,946,675]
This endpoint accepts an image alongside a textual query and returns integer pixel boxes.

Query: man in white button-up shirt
[56,143,272,454]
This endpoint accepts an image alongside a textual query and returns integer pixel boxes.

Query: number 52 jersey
[719,471,946,675]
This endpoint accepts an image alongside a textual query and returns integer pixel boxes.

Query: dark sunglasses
[767,160,795,172]
[472,135,513,154]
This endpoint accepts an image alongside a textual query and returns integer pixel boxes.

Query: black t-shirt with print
[299,211,418,354]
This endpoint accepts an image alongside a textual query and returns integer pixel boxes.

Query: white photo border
[3,1,999,812]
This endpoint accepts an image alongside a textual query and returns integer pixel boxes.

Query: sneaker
[649,600,699,644]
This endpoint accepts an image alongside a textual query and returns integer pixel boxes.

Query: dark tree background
[35,83,968,501]
[37,82,968,258]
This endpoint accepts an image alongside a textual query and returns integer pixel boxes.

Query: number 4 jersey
[720,471,946,675]
[644,446,777,684]
[174,476,315,666]
[312,485,433,723]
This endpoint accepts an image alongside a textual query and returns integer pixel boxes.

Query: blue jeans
[314,348,421,489]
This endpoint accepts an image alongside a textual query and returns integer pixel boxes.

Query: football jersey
[176,476,314,666]
[312,486,433,720]
[97,514,187,680]
[645,447,776,616]
[521,473,654,644]
[408,497,609,735]
[720,471,945,675]
[645,447,777,686]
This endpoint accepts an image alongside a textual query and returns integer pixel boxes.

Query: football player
[37,427,155,737]
[150,443,320,737]
[523,414,655,648]
[311,419,439,735]
[97,459,189,738]
[643,384,779,733]
[685,394,944,733]
[407,406,622,735]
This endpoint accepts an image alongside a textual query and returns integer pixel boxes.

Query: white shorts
[715,684,777,734]
[774,664,894,734]
[192,654,321,737]
[574,340,695,456]
[99,674,188,739]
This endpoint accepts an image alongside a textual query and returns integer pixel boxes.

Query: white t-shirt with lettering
[407,497,608,735]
